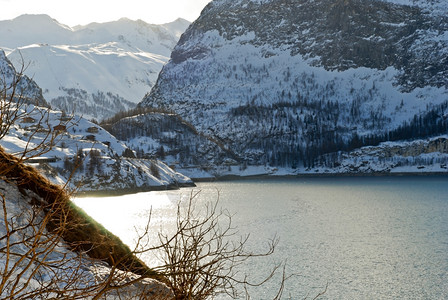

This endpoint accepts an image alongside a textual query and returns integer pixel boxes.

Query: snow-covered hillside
[0,14,190,121]
[0,103,193,193]
[1,50,193,192]
[136,0,448,176]
[101,108,240,179]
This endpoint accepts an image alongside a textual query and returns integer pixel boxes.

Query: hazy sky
[0,0,213,26]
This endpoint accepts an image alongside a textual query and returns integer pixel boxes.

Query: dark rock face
[172,0,446,90]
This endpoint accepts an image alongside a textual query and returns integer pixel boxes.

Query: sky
[0,0,213,26]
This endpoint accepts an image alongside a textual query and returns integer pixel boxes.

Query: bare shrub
[0,147,173,299]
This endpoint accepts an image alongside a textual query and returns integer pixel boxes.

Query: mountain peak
[160,18,191,39]
[1,13,190,121]
[0,14,73,48]
[13,13,53,21]
[166,18,191,25]
[12,14,72,31]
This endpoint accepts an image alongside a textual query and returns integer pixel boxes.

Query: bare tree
[0,186,95,299]
[132,191,289,300]
[0,147,173,299]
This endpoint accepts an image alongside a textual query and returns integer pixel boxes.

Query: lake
[74,176,448,299]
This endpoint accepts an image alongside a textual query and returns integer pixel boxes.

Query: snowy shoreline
[75,181,196,197]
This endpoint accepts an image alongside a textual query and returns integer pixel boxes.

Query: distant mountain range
[0,14,190,121]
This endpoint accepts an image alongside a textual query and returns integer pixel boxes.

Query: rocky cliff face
[139,0,448,170]
[172,0,446,91]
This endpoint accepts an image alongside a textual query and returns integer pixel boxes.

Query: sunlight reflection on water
[74,191,178,247]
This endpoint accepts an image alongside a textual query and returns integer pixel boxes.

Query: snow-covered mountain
[136,0,448,175]
[0,14,190,121]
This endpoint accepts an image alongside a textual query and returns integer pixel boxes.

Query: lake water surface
[74,176,448,299]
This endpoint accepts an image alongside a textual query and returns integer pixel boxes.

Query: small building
[87,126,99,134]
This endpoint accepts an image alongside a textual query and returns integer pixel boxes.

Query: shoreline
[76,171,448,197]
[193,171,448,182]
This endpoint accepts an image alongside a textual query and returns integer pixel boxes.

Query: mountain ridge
[0,14,190,121]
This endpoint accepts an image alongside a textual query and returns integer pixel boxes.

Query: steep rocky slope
[139,0,448,173]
